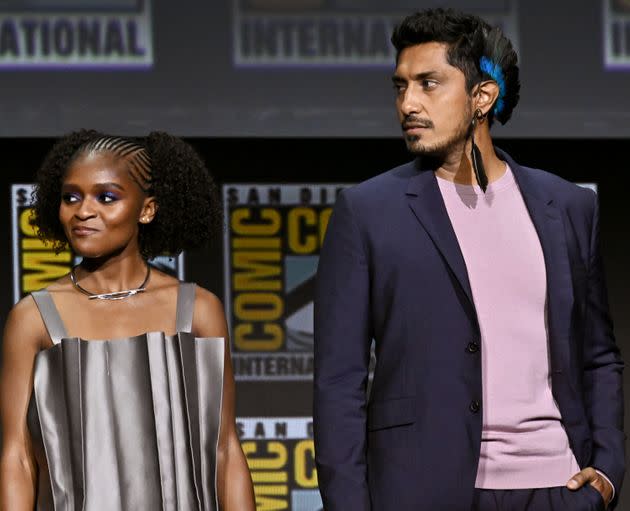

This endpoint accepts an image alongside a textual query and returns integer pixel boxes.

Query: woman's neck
[76,250,149,295]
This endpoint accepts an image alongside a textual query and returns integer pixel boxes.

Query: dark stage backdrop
[0,138,628,510]
[1,0,630,138]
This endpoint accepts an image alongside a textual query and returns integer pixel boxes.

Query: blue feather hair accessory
[480,56,506,115]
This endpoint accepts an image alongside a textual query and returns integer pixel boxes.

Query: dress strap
[176,282,196,333]
[31,290,68,345]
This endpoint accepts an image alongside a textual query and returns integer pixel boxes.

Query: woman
[0,131,256,510]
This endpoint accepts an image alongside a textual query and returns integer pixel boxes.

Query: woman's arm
[193,288,256,511]
[0,298,45,511]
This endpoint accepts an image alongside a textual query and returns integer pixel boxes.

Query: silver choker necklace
[70,265,151,300]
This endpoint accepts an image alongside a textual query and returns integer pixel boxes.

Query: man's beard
[403,106,472,162]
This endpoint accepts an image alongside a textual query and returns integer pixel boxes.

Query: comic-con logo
[224,184,346,380]
[239,417,322,511]
[604,0,630,69]
[233,0,519,66]
[0,0,153,68]
[11,184,183,303]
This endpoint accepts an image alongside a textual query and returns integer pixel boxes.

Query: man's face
[393,42,472,159]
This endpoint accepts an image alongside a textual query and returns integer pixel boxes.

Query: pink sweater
[437,165,581,489]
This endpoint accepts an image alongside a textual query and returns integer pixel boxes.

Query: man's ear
[139,196,158,224]
[473,80,500,117]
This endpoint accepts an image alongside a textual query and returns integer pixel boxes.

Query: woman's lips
[72,227,99,236]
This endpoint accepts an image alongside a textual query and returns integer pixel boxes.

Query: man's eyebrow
[392,71,440,83]
[413,71,440,80]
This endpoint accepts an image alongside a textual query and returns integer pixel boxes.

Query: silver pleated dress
[28,283,224,511]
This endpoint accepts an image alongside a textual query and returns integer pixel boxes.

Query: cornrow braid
[81,136,153,193]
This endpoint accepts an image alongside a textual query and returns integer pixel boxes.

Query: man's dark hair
[32,130,222,259]
[391,8,520,125]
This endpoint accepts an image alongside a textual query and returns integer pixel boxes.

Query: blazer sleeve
[313,190,372,511]
[583,191,625,506]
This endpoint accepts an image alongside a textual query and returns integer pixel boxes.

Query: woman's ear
[139,196,158,224]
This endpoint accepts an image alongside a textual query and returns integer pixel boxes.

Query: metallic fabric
[27,285,224,510]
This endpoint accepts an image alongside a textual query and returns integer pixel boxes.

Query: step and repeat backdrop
[2,1,629,510]
[224,184,345,382]
[1,1,630,137]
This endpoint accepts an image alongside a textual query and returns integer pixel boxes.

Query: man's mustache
[402,115,434,130]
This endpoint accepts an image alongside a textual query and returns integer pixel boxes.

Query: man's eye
[422,80,438,90]
[393,83,406,94]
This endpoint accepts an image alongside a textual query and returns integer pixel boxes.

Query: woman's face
[59,151,155,259]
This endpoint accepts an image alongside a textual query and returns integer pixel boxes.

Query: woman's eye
[62,193,80,203]
[99,192,119,203]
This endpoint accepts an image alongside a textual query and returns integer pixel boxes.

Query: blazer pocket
[367,396,416,431]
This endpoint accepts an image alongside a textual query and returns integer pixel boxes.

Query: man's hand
[567,467,613,508]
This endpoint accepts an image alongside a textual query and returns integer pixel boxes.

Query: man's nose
[399,86,423,117]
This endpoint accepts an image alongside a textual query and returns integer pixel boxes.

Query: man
[313,8,624,511]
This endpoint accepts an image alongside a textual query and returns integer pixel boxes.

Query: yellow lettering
[21,238,53,250]
[252,472,288,483]
[287,208,317,254]
[254,496,288,511]
[232,237,281,249]
[19,209,36,236]
[233,252,282,291]
[234,293,283,321]
[242,441,289,510]
[234,323,283,351]
[255,485,288,496]
[243,441,287,470]
[294,440,318,488]
[232,208,281,236]
[22,252,72,292]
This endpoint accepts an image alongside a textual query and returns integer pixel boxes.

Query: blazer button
[467,341,479,353]
[469,400,480,413]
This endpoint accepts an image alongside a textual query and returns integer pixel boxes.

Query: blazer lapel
[502,150,574,371]
[405,166,475,309]
[404,149,575,369]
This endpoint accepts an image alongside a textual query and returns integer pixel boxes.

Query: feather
[471,136,488,193]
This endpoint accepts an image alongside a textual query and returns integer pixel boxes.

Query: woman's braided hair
[32,130,222,259]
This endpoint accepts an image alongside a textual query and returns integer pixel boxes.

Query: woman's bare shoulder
[146,268,180,293]
[4,293,49,351]
[193,284,223,307]
[191,284,227,337]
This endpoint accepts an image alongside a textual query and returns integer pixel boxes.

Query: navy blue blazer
[313,149,624,510]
